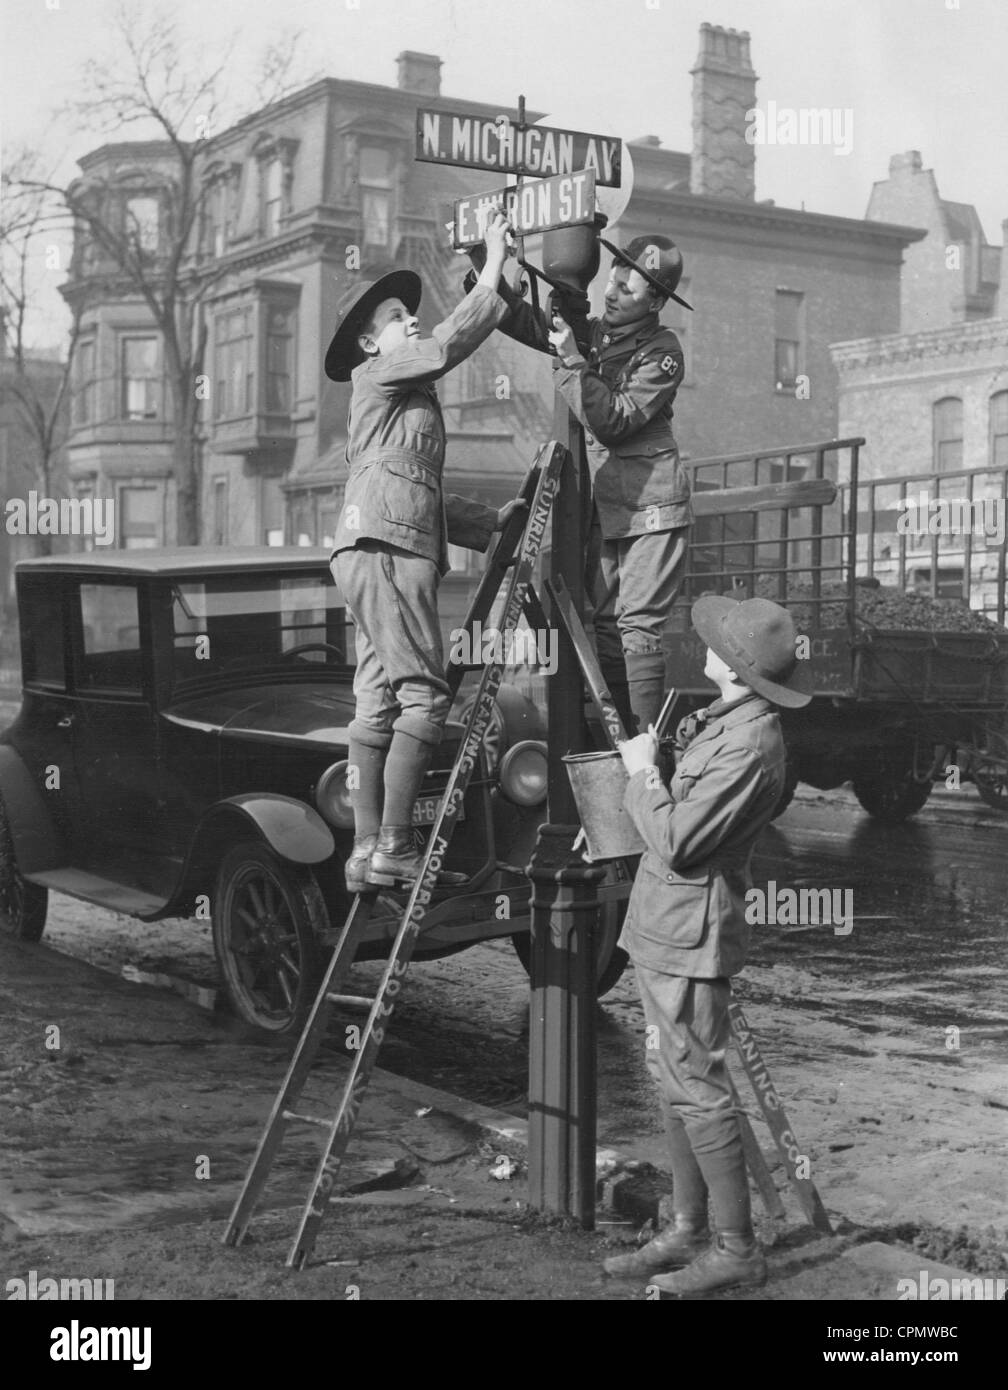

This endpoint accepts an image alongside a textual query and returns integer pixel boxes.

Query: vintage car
[0,548,628,1035]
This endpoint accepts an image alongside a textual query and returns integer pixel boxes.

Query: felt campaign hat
[324,269,422,382]
[597,233,693,311]
[691,594,813,708]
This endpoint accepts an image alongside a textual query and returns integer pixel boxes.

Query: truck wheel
[510,860,630,997]
[212,842,325,1037]
[0,794,48,941]
[851,764,933,821]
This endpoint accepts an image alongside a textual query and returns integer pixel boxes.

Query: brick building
[59,24,924,579]
[831,153,1008,608]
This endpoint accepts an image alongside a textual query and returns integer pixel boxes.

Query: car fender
[0,745,66,874]
[198,794,335,865]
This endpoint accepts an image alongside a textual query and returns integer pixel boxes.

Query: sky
[3,0,1007,346]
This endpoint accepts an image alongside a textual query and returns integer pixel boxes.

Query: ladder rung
[326,992,376,1009]
[283,1110,335,1129]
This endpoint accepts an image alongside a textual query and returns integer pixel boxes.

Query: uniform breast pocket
[380,458,439,533]
[633,857,712,949]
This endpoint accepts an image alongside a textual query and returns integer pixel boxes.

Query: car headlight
[315,760,355,828]
[498,740,548,807]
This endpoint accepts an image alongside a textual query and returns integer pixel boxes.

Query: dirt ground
[1,771,1006,1302]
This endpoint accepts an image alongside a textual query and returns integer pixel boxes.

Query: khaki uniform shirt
[332,285,508,576]
[494,282,692,539]
[620,694,787,978]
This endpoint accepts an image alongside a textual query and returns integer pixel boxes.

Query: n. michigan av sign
[452,170,596,248]
[416,108,621,187]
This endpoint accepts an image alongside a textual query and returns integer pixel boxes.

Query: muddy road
[1,678,1005,1299]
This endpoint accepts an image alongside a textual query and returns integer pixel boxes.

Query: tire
[851,760,933,822]
[510,859,630,998]
[0,793,48,941]
[211,841,325,1037]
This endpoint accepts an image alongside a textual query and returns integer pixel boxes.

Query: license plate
[411,794,465,825]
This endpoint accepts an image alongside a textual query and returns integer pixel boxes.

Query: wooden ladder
[222,442,566,1268]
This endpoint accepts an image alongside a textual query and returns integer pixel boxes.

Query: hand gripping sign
[451,169,597,249]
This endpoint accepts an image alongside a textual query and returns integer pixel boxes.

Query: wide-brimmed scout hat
[324,269,422,382]
[597,233,693,311]
[691,595,813,708]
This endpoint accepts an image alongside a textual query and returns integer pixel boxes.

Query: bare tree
[19,2,316,545]
[0,157,82,557]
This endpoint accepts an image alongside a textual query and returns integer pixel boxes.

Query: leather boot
[344,833,377,894]
[647,1232,767,1297]
[602,1214,710,1278]
[366,825,468,891]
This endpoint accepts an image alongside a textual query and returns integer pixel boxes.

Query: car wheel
[212,841,325,1037]
[510,859,630,998]
[0,794,48,942]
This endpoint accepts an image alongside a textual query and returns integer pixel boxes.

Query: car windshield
[171,572,355,689]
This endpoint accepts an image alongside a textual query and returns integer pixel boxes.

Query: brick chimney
[690,23,757,200]
[889,150,923,179]
[396,51,442,97]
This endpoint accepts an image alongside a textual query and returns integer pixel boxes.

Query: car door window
[79,583,143,693]
[18,576,67,690]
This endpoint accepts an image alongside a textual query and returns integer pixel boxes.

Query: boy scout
[468,234,692,733]
[607,596,812,1295]
[326,211,522,893]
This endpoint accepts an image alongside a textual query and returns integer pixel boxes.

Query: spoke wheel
[0,794,47,942]
[212,841,325,1036]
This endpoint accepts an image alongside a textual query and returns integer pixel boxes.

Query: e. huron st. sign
[452,170,596,248]
[416,108,621,187]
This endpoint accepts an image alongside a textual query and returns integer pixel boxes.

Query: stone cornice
[831,317,1008,371]
[628,187,925,253]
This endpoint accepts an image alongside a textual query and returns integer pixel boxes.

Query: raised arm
[553,333,685,444]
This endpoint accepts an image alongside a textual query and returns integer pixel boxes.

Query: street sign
[416,108,621,187]
[452,169,596,248]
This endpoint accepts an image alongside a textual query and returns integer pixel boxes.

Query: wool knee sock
[685,1113,755,1249]
[626,651,668,735]
[347,736,386,838]
[663,1107,709,1222]
[381,731,434,827]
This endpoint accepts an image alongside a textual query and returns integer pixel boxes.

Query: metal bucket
[563,750,646,861]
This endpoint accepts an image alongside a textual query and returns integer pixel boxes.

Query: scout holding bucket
[563,688,679,860]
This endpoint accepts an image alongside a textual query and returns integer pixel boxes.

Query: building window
[121,336,161,420]
[263,158,283,237]
[933,396,963,471]
[262,474,285,546]
[360,146,393,248]
[125,196,159,253]
[211,476,229,547]
[118,485,163,549]
[266,308,293,412]
[74,338,96,425]
[204,180,229,258]
[774,290,804,391]
[990,391,1008,469]
[214,307,254,419]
